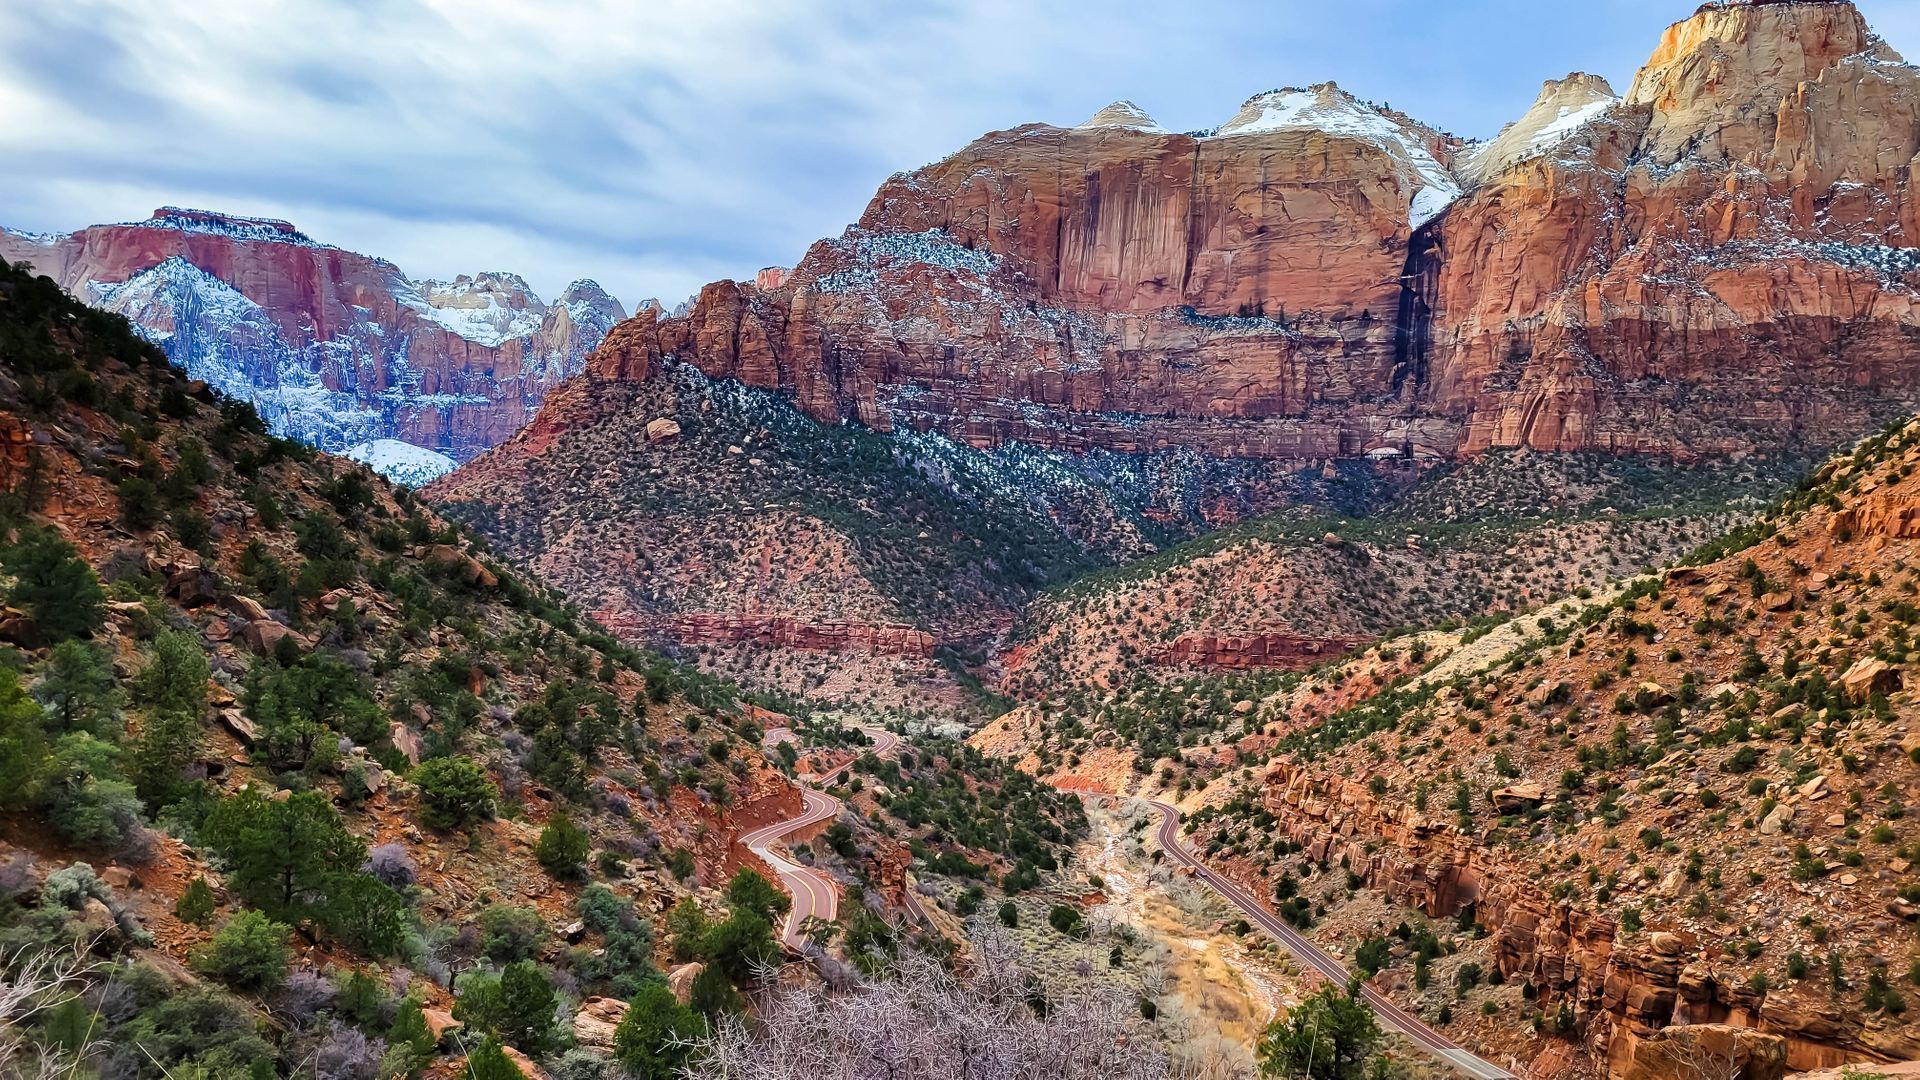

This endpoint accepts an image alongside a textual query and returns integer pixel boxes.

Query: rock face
[0,208,623,478]
[1154,631,1368,671]
[581,0,1920,471]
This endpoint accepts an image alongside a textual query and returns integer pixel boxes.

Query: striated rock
[614,613,936,659]
[1156,631,1367,672]
[545,1,1920,477]
[572,995,629,1051]
[644,417,682,444]
[1491,781,1547,814]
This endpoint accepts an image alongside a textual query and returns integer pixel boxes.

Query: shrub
[998,901,1019,928]
[1047,904,1085,938]
[412,757,496,830]
[174,875,217,927]
[476,904,546,964]
[613,983,705,1078]
[535,812,590,879]
[193,910,291,992]
[201,787,364,924]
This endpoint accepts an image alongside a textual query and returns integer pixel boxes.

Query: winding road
[1122,795,1516,1080]
[744,725,923,947]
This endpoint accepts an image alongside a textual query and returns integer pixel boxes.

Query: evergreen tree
[613,983,705,1079]
[1,526,104,642]
[32,640,121,734]
[534,811,589,879]
[461,1035,523,1080]
[201,787,365,925]
[724,867,789,923]
[174,875,218,927]
[1256,982,1383,1080]
[412,756,497,830]
[0,668,50,810]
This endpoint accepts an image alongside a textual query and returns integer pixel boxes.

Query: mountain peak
[1457,72,1621,185]
[1629,0,1884,165]
[140,206,316,246]
[1078,100,1166,134]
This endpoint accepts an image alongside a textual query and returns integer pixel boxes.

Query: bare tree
[684,930,1174,1080]
[0,942,106,1079]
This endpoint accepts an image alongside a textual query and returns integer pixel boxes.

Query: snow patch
[341,439,458,486]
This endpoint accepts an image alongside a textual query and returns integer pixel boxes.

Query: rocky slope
[0,208,624,481]
[0,252,806,1077]
[997,418,1920,1075]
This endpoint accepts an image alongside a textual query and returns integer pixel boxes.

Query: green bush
[413,756,496,830]
[535,811,590,879]
[453,960,558,1055]
[613,983,705,1078]
[192,910,291,992]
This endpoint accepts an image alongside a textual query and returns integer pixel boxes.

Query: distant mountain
[0,207,624,483]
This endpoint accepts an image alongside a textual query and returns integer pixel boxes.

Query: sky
[5,0,1920,310]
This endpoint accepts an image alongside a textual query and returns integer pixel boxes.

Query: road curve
[1116,795,1516,1080]
[744,725,917,947]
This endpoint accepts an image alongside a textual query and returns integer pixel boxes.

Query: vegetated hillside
[1003,449,1800,700]
[0,255,835,1078]
[1149,423,1920,1075]
[430,350,1415,722]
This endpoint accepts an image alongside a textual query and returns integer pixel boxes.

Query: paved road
[745,725,924,946]
[1121,795,1516,1080]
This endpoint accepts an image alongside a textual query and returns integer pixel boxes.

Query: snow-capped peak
[1078,100,1167,134]
[1457,73,1620,186]
[1208,83,1462,228]
[400,273,547,347]
[136,207,318,247]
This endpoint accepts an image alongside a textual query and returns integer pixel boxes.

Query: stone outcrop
[1621,1023,1787,1080]
[570,1,1920,473]
[1155,631,1368,671]
[602,612,937,659]
[0,208,623,468]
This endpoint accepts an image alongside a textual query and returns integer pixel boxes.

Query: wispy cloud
[4,0,1919,306]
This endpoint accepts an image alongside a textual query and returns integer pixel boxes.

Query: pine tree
[534,811,589,879]
[174,875,217,927]
[462,1035,524,1080]
[32,640,121,734]
[200,787,365,924]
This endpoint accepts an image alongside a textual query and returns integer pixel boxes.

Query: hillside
[0,254,1065,1078]
[990,416,1920,1075]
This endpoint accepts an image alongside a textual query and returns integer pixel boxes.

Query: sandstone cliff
[579,0,1920,477]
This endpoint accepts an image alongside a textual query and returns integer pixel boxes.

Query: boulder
[165,566,221,608]
[645,418,682,444]
[1839,658,1901,703]
[572,995,629,1051]
[1492,781,1547,814]
[667,961,704,1004]
[1622,1024,1786,1080]
[240,619,308,657]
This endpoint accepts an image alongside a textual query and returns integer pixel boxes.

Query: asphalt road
[1128,795,1516,1080]
[745,725,923,946]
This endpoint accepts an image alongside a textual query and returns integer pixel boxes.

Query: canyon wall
[585,0,1920,470]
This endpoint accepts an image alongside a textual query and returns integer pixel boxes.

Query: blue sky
[4,0,1919,308]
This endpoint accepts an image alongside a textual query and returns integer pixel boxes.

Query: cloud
[5,0,1920,307]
